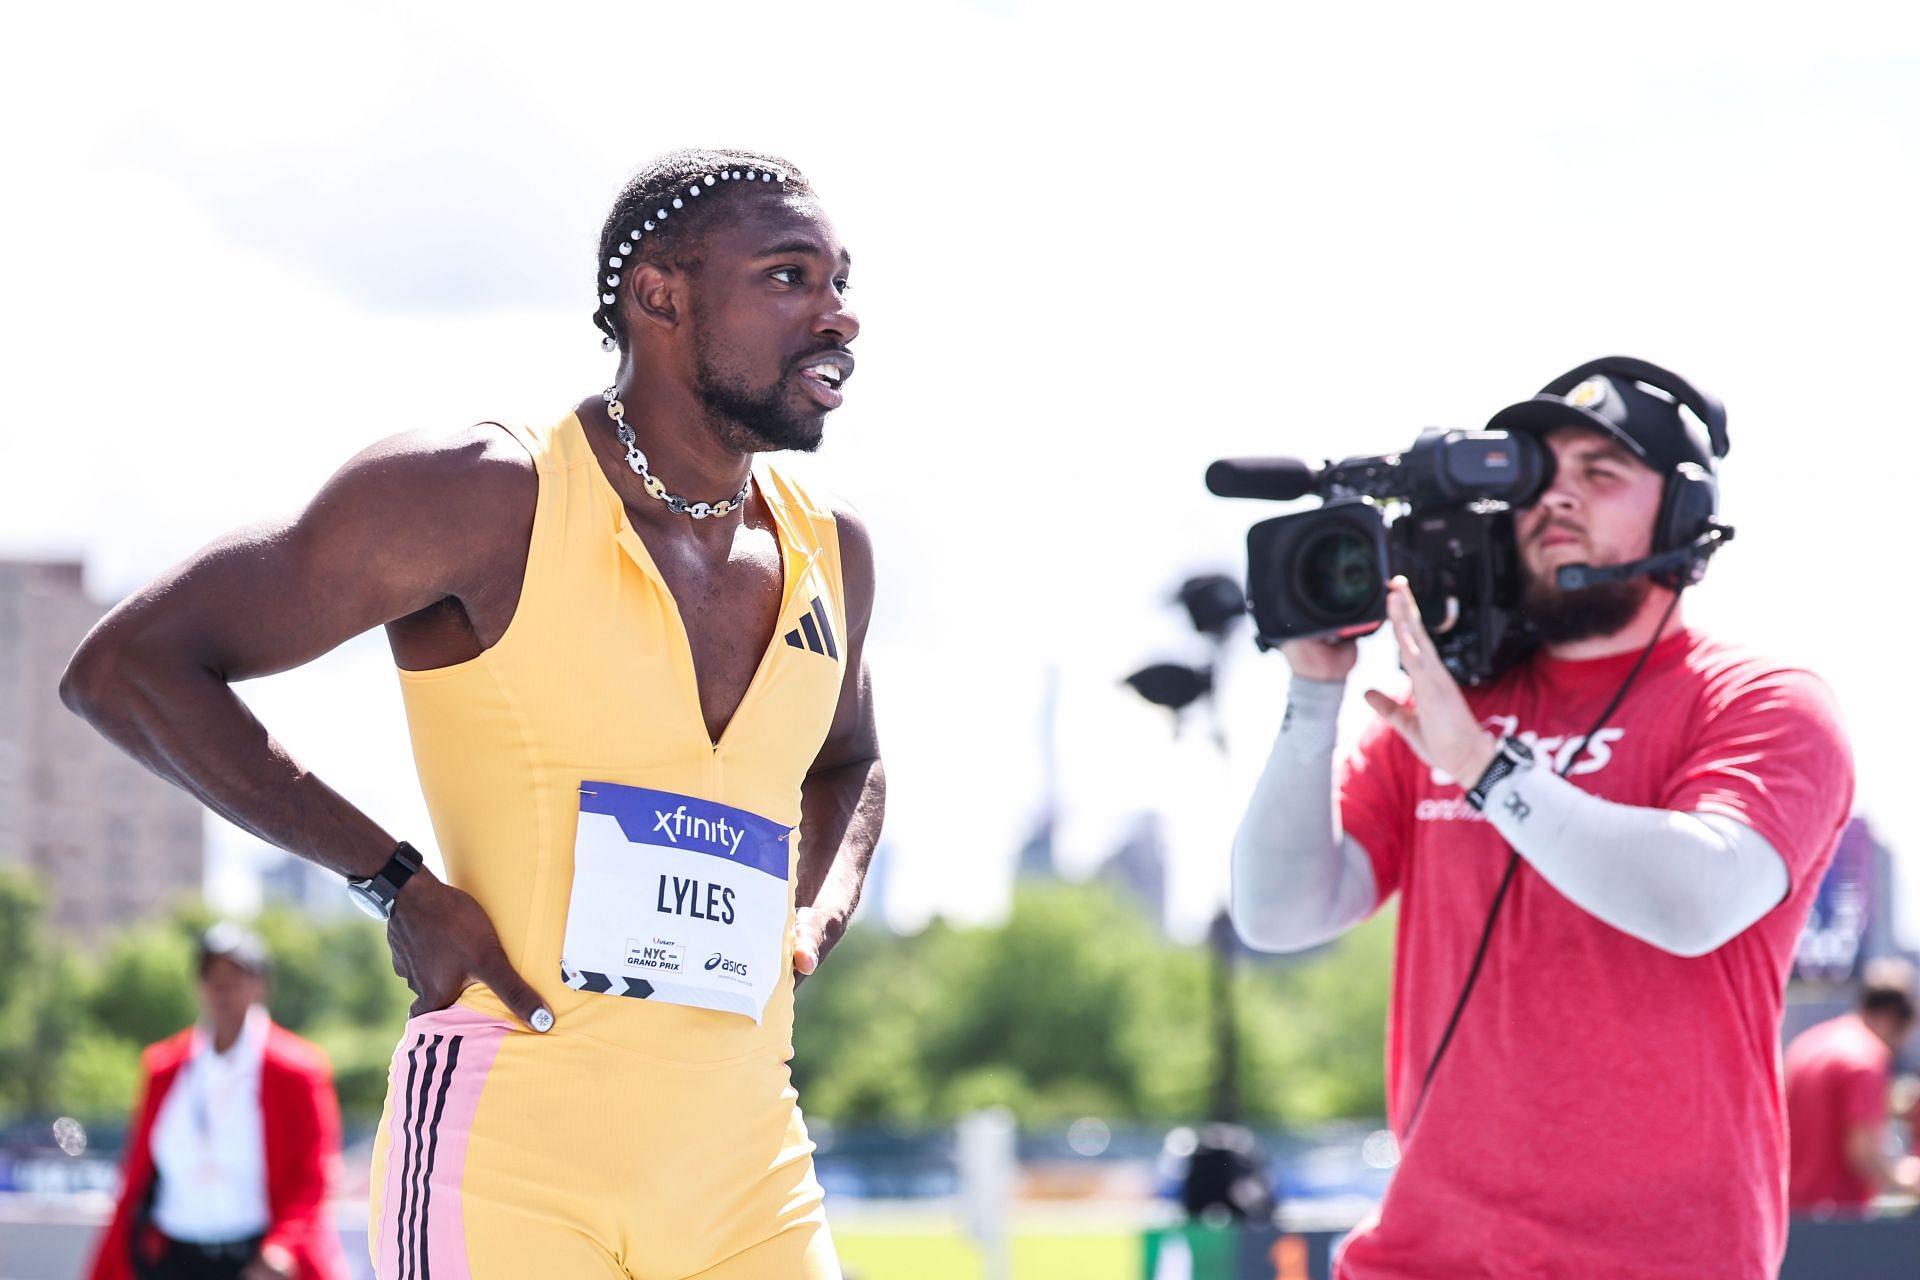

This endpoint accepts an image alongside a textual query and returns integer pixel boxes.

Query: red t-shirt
[1335,628,1853,1280]
[1784,1014,1891,1214]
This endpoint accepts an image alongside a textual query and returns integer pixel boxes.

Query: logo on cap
[1567,376,1611,410]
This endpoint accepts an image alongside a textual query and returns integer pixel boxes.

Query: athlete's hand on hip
[387,872,555,1032]
[791,906,842,987]
[1363,576,1499,786]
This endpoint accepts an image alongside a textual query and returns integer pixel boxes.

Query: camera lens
[1296,525,1378,622]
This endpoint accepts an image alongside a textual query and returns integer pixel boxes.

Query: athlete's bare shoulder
[335,421,534,517]
[318,422,538,662]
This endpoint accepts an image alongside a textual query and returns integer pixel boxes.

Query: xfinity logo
[704,952,749,976]
[652,805,747,857]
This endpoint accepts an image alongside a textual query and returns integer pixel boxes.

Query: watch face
[1506,736,1534,762]
[348,882,391,920]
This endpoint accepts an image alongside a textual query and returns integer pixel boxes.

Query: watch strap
[349,841,425,916]
[1466,737,1533,811]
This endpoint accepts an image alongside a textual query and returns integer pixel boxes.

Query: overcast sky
[5,1,1917,944]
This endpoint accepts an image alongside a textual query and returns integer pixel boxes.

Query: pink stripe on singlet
[375,1006,509,1280]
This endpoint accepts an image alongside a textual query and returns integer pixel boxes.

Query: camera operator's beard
[1519,568,1652,646]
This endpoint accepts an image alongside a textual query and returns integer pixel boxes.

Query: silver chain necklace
[601,386,752,519]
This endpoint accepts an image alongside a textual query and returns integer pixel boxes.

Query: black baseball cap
[1485,358,1723,477]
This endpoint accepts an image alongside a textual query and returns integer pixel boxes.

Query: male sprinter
[62,150,882,1279]
[1230,359,1852,1278]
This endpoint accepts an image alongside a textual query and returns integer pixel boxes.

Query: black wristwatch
[347,841,426,920]
[1466,736,1535,812]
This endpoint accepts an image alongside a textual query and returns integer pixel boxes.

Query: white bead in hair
[657,208,669,219]
[703,175,715,186]
[672,197,683,209]
[644,220,655,231]
[618,242,632,254]
[605,274,618,287]
[747,170,757,180]
[602,335,616,352]
[601,292,616,304]
[608,256,623,268]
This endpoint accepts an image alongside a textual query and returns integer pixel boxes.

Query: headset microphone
[1554,526,1735,592]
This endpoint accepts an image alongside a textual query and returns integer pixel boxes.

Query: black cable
[1401,588,1685,1142]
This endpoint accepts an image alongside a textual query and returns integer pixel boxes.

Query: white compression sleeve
[1478,765,1789,957]
[1230,677,1380,953]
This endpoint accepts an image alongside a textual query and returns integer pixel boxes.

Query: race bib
[561,782,792,1022]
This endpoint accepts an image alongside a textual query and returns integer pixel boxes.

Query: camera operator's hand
[1281,634,1361,682]
[1363,577,1501,786]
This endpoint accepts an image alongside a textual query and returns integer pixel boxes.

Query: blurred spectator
[1785,957,1920,1216]
[87,923,349,1280]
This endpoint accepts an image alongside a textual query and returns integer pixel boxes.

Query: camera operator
[1229,360,1853,1278]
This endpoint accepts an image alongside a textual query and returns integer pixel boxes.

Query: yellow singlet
[365,411,846,1280]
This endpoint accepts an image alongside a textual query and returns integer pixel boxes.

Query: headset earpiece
[1651,463,1719,589]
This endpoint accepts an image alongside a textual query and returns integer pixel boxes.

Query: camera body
[1224,428,1551,686]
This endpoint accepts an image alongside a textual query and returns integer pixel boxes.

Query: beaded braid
[592,149,812,353]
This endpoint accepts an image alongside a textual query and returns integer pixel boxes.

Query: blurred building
[1095,811,1169,930]
[258,848,354,919]
[0,560,203,943]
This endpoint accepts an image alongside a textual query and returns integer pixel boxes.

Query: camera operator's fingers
[1386,578,1437,671]
[1363,688,1433,767]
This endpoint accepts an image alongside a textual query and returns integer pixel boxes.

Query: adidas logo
[784,596,839,659]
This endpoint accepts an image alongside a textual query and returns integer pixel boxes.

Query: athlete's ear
[629,262,683,332]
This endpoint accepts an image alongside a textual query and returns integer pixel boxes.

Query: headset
[1535,355,1734,593]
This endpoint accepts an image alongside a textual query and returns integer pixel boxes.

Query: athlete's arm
[1230,675,1380,952]
[60,426,556,1028]
[790,505,884,981]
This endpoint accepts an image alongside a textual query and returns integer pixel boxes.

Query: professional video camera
[1207,356,1735,687]
[1206,429,1551,686]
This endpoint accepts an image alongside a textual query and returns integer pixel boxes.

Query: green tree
[1236,909,1394,1123]
[793,884,1394,1131]
[86,922,198,1047]
[0,871,91,1116]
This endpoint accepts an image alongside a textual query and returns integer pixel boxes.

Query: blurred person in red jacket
[88,923,349,1280]
[1785,957,1920,1216]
